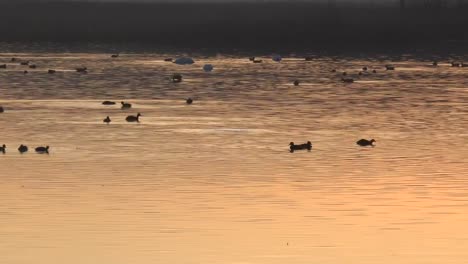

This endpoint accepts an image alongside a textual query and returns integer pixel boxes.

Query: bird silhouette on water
[35,146,49,154]
[186,98,193,104]
[103,116,111,124]
[289,141,312,153]
[0,144,6,153]
[126,113,141,122]
[102,101,116,105]
[356,139,376,147]
[18,144,28,153]
[0,106,4,113]
[121,101,132,109]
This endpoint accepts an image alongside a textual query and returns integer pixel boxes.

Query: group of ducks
[99,98,193,124]
[290,139,376,153]
[0,144,49,154]
[0,56,123,74]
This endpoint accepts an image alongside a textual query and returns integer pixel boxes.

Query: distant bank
[0,2,467,48]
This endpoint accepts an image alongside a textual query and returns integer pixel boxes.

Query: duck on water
[121,101,132,109]
[18,144,28,153]
[289,141,312,153]
[126,113,141,122]
[356,139,376,147]
[0,144,5,153]
[103,116,111,124]
[35,146,49,154]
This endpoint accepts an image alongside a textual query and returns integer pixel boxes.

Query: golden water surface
[1,49,468,264]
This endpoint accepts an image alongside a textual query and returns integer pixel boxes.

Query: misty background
[0,0,467,48]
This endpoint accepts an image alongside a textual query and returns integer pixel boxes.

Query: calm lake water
[1,44,468,264]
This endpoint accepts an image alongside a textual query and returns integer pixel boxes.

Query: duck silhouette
[126,113,141,122]
[356,139,376,147]
[18,144,28,153]
[102,101,116,105]
[342,77,354,83]
[293,80,300,86]
[103,116,111,124]
[111,54,119,58]
[35,146,49,153]
[172,73,183,83]
[76,67,87,73]
[186,98,193,104]
[0,64,7,69]
[29,64,37,69]
[289,141,312,153]
[0,144,5,153]
[385,65,395,70]
[0,106,4,113]
[48,69,56,74]
[121,101,132,109]
[164,58,173,62]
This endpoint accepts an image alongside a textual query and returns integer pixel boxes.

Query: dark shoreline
[0,2,467,49]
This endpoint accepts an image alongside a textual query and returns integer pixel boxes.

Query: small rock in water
[272,54,282,62]
[174,57,195,65]
[203,64,214,72]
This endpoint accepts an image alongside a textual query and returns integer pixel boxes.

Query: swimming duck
[0,144,5,153]
[121,101,132,109]
[126,113,141,122]
[0,64,6,69]
[102,101,116,105]
[432,61,438,66]
[362,66,368,71]
[48,69,56,74]
[18,144,28,153]
[0,106,4,113]
[293,80,300,86]
[20,61,30,66]
[164,58,173,62]
[372,69,377,73]
[35,146,49,153]
[356,139,376,147]
[289,141,312,153]
[305,56,313,61]
[342,77,354,83]
[103,116,111,124]
[186,98,193,104]
[29,64,37,69]
[172,73,183,83]
[76,67,87,73]
[385,65,395,70]
[11,58,17,62]
[111,54,119,58]
[23,70,28,74]
[253,59,263,63]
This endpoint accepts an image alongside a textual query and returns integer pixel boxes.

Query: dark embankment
[0,2,467,49]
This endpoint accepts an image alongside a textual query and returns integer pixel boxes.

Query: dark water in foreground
[1,44,468,264]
